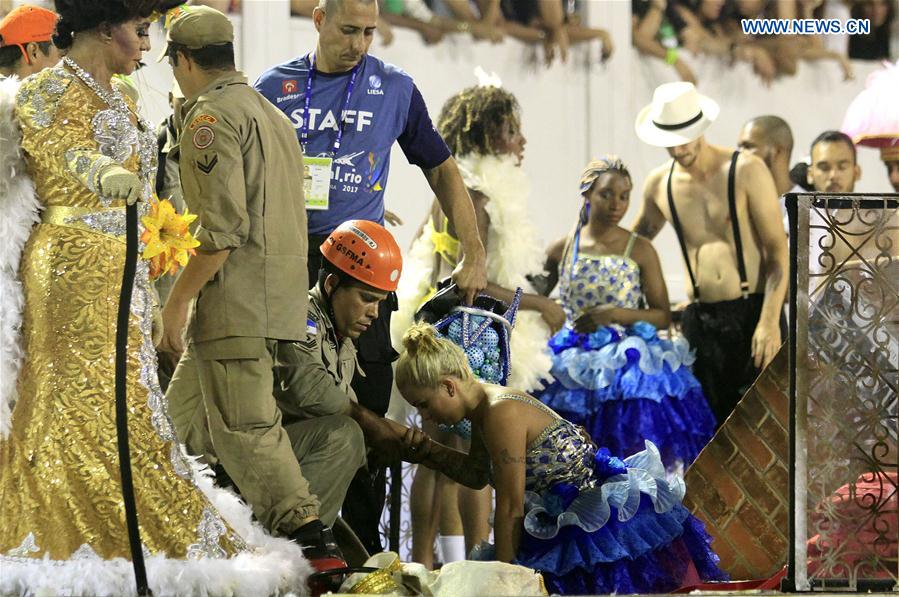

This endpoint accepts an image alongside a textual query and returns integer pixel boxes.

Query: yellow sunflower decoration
[141,197,200,280]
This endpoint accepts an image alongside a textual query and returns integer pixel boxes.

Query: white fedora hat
[635,82,720,147]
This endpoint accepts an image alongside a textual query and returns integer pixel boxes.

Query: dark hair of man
[437,85,521,157]
[318,259,368,293]
[810,130,857,164]
[0,41,53,69]
[749,115,794,156]
[52,0,181,49]
[789,161,814,192]
[166,42,235,71]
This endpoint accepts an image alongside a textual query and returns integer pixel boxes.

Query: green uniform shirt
[180,71,308,343]
[274,286,360,420]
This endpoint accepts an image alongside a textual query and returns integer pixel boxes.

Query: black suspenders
[666,150,749,302]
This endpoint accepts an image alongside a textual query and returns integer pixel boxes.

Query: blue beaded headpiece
[430,289,523,439]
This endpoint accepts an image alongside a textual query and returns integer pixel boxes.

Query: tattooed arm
[401,426,491,489]
[482,401,528,562]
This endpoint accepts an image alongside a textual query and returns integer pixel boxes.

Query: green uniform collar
[183,70,248,112]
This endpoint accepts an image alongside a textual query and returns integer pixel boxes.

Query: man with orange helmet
[274,220,406,458]
[272,220,409,561]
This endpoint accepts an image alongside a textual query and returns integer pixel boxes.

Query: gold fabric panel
[1,66,245,563]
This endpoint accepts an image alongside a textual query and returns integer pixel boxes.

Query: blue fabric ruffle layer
[516,496,728,594]
[538,323,716,466]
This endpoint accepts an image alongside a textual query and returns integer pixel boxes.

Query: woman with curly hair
[391,79,562,567]
[0,2,308,594]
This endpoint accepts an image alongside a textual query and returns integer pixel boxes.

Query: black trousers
[308,236,395,554]
[681,294,786,427]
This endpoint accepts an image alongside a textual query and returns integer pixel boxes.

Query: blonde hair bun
[396,323,473,390]
[402,322,440,354]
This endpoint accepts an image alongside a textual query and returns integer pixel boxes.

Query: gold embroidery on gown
[0,66,245,563]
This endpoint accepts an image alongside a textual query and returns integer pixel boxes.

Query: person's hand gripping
[99,165,143,205]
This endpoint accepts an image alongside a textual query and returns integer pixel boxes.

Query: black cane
[116,201,151,596]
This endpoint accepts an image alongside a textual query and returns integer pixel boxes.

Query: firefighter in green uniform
[158,5,357,567]
[274,220,408,437]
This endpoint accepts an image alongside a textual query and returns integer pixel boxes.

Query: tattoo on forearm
[425,443,489,489]
[498,448,527,465]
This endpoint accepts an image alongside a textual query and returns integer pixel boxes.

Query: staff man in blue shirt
[254,0,486,554]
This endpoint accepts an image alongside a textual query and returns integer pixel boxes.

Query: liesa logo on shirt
[367,74,384,96]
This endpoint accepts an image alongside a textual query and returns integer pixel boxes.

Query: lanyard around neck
[301,52,362,156]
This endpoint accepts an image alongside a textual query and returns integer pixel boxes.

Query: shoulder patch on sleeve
[189,114,218,130]
[294,317,319,350]
[192,125,215,149]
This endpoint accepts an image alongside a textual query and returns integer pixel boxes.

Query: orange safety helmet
[320,220,403,292]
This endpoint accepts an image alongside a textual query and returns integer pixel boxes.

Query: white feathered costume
[391,153,553,394]
[0,75,40,439]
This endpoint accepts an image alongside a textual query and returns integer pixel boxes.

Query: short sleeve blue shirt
[255,54,450,235]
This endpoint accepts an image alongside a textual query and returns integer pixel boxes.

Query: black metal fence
[786,193,898,592]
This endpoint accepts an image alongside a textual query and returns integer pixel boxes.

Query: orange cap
[320,220,403,292]
[0,5,57,51]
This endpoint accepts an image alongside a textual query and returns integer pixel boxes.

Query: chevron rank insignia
[197,154,218,175]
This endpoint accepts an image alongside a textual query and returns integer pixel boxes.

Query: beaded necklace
[63,57,157,198]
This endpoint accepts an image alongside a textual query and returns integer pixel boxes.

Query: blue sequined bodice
[559,233,643,321]
[492,394,598,493]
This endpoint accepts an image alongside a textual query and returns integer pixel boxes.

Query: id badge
[304,156,332,210]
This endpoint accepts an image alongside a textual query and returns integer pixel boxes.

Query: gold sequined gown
[0,66,307,595]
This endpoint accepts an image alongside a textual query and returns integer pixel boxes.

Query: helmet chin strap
[319,271,342,334]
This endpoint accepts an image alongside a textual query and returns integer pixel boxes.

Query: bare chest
[657,170,741,247]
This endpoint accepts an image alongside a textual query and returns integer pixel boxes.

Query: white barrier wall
[134,1,890,302]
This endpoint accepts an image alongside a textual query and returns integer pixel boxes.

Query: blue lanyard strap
[301,52,362,156]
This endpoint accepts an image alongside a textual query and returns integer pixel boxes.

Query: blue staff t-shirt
[255,53,451,236]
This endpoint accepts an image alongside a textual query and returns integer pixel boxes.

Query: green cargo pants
[166,337,365,532]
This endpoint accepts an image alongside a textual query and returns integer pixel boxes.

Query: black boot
[290,520,347,572]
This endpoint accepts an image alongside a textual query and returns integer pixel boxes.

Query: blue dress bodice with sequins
[478,394,727,597]
[490,394,599,493]
[525,418,599,493]
[559,246,643,322]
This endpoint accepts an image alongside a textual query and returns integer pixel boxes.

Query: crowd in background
[7,0,891,75]
[633,0,894,85]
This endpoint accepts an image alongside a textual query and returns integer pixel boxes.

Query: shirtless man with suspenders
[634,82,788,426]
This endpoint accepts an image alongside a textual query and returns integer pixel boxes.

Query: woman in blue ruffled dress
[538,156,716,469]
[395,323,727,595]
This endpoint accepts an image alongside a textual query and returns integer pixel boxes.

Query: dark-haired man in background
[737,115,796,232]
[806,130,862,276]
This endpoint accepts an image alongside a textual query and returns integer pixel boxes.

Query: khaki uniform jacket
[274,286,361,420]
[180,71,308,346]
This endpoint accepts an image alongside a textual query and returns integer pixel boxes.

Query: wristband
[665,47,679,65]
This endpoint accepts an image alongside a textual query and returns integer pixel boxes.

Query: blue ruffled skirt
[514,442,728,595]
[537,322,717,467]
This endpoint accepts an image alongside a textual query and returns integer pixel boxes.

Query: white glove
[99,165,143,205]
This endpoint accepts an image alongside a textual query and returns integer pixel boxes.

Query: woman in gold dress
[0,2,309,594]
